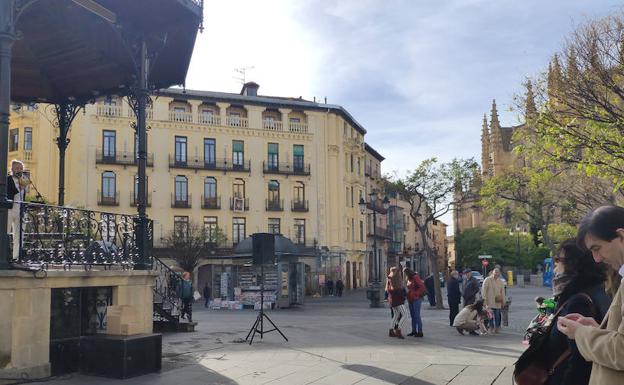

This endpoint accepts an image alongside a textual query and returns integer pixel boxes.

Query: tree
[387,158,477,309]
[162,221,227,274]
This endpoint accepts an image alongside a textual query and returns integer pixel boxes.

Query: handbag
[513,293,594,385]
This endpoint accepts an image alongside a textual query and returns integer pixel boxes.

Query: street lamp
[509,224,527,268]
[359,191,390,308]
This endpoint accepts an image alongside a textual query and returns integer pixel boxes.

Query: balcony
[126,108,153,120]
[201,195,221,209]
[367,201,388,214]
[262,161,311,176]
[266,199,284,212]
[130,192,152,207]
[169,110,193,123]
[230,197,249,211]
[197,114,221,125]
[289,122,308,133]
[97,191,119,206]
[24,150,33,161]
[263,119,283,131]
[168,155,251,173]
[226,116,249,128]
[97,105,122,117]
[96,150,154,167]
[171,194,192,208]
[367,226,392,239]
[291,200,309,212]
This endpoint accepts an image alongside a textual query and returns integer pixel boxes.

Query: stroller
[523,297,556,343]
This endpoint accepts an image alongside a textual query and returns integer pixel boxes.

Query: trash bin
[502,298,511,326]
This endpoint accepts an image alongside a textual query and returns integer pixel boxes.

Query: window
[268,180,280,203]
[293,145,304,172]
[8,129,17,152]
[294,219,305,245]
[350,187,354,207]
[204,138,216,166]
[204,177,217,199]
[233,178,245,198]
[352,218,355,242]
[175,136,187,164]
[232,218,246,245]
[350,154,354,173]
[101,171,116,200]
[289,117,300,124]
[346,187,349,207]
[267,143,279,171]
[360,220,364,242]
[343,122,347,137]
[268,218,280,234]
[204,217,218,242]
[102,130,116,159]
[293,182,305,202]
[174,216,189,238]
[232,140,244,169]
[23,127,32,151]
[175,175,188,202]
[357,157,361,175]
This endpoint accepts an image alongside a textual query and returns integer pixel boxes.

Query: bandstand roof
[11,0,203,104]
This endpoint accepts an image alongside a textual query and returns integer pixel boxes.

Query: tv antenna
[234,66,255,85]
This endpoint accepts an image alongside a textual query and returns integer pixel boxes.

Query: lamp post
[359,191,390,308]
[509,224,526,268]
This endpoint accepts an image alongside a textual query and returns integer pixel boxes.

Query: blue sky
[185,0,622,174]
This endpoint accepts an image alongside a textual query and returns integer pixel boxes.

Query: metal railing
[262,161,310,176]
[229,197,249,211]
[168,155,250,172]
[97,191,120,206]
[201,195,221,209]
[96,150,154,166]
[291,200,309,212]
[171,194,192,208]
[130,192,152,207]
[152,257,182,323]
[16,202,143,269]
[265,199,284,212]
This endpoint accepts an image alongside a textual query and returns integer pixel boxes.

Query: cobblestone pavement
[43,285,551,385]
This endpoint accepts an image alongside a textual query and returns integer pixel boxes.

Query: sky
[184,1,622,230]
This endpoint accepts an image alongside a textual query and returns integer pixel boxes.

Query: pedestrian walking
[424,274,436,307]
[462,269,480,306]
[386,267,407,339]
[178,272,194,322]
[556,206,624,385]
[482,268,505,333]
[327,279,334,296]
[203,283,211,308]
[404,268,425,337]
[336,279,344,297]
[447,270,462,327]
[521,239,610,385]
[453,299,485,335]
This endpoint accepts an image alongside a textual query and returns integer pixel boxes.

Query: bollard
[502,298,511,326]
[507,270,514,286]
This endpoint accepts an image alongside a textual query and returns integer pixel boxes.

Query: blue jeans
[408,299,423,333]
[492,308,502,328]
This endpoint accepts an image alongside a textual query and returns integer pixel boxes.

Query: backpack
[180,280,193,300]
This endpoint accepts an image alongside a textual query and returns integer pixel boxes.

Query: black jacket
[424,276,434,293]
[463,277,480,305]
[545,282,611,385]
[7,175,19,208]
[447,277,462,304]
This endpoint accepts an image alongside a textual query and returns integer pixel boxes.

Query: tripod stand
[245,262,288,345]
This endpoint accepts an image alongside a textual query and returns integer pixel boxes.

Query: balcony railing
[289,122,308,133]
[96,150,154,167]
[130,192,152,207]
[16,202,146,269]
[262,161,311,176]
[266,199,284,212]
[367,201,388,214]
[171,194,192,208]
[230,197,249,211]
[97,105,122,117]
[97,191,120,206]
[263,119,283,131]
[201,195,221,209]
[169,110,193,123]
[291,200,309,212]
[24,150,33,161]
[367,226,392,239]
[226,116,249,127]
[197,114,221,125]
[127,109,153,120]
[168,155,251,173]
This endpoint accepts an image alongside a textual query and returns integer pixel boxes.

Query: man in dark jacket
[447,270,462,326]
[462,269,480,306]
[424,275,436,307]
[203,283,211,308]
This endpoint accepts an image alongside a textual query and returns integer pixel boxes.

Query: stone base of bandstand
[0,268,157,383]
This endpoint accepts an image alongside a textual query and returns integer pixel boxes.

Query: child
[523,296,556,343]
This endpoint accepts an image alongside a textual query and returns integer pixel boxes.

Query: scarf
[552,272,572,297]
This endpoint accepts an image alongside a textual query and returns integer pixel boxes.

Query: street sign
[478,255,492,259]
[482,259,489,267]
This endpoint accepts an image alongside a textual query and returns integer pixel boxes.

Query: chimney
[240,82,259,96]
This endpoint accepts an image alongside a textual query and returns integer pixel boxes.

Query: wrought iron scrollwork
[152,257,183,322]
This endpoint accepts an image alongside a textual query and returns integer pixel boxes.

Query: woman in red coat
[404,268,425,337]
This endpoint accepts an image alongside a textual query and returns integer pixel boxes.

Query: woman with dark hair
[404,268,425,337]
[453,299,485,335]
[557,206,624,385]
[541,239,611,385]
[386,267,407,339]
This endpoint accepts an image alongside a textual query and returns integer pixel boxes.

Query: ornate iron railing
[152,257,182,322]
[16,202,141,270]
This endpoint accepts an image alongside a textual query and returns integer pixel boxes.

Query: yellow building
[10,82,376,295]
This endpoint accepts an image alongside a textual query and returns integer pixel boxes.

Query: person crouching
[453,299,485,336]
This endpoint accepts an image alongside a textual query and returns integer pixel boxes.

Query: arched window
[268,180,280,202]
[101,171,116,199]
[175,175,188,201]
[204,177,217,199]
[233,178,245,198]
